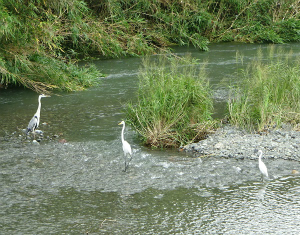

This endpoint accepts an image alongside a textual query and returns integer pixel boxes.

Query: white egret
[118,121,132,172]
[26,94,50,138]
[257,150,269,179]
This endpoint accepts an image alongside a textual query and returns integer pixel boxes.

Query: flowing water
[1,43,300,234]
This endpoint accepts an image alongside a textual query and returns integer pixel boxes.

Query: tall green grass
[0,0,102,92]
[228,46,300,131]
[126,55,216,148]
[0,52,101,92]
[1,0,299,91]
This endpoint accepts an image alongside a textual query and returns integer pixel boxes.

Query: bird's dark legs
[123,154,132,172]
[123,154,128,172]
[124,164,128,172]
[124,161,127,172]
[261,175,268,182]
[127,156,132,165]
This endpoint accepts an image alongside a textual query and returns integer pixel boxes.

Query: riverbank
[183,124,300,162]
[1,1,299,92]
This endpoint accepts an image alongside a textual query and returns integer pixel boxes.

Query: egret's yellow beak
[118,122,122,125]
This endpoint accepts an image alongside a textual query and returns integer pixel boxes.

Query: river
[1,43,300,234]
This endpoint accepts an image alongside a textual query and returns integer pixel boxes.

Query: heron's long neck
[36,97,42,115]
[259,152,262,161]
[121,124,125,143]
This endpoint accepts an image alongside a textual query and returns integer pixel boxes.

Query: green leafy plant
[228,46,300,131]
[126,55,217,148]
[1,0,299,92]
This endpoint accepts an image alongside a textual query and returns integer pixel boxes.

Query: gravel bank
[183,125,300,161]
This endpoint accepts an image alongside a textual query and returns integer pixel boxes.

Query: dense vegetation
[126,56,217,148]
[228,47,300,131]
[1,0,299,147]
[126,47,300,148]
[1,0,299,92]
[0,0,102,92]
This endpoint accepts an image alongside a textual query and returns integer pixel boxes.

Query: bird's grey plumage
[26,94,50,135]
[26,115,39,134]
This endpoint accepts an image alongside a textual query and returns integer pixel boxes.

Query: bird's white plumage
[122,140,132,156]
[118,120,132,171]
[258,150,268,178]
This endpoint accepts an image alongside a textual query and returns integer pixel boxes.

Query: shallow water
[1,42,300,234]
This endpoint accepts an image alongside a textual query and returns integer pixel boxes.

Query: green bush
[1,0,299,91]
[0,52,101,92]
[126,55,216,148]
[0,0,102,92]
[228,46,300,131]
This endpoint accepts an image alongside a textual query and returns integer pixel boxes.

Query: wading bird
[256,149,269,180]
[26,94,50,138]
[118,121,132,172]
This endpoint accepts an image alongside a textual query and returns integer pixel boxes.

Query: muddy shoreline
[183,125,300,161]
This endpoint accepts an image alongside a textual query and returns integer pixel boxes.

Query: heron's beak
[118,122,122,125]
[41,94,51,97]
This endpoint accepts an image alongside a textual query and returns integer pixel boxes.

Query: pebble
[183,125,300,161]
[214,142,224,149]
[32,140,40,145]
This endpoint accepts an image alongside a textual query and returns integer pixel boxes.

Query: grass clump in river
[228,47,300,131]
[126,56,217,148]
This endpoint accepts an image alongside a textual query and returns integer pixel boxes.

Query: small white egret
[118,121,132,172]
[26,94,50,138]
[257,150,269,179]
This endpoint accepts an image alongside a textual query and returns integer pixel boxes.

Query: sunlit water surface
[1,43,300,234]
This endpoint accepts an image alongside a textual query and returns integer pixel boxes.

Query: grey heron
[26,94,50,137]
[118,121,132,172]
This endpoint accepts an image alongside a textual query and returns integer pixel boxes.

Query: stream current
[1,43,300,234]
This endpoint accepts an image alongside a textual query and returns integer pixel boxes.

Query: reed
[228,46,300,131]
[1,0,299,91]
[0,52,101,92]
[0,0,101,92]
[126,55,216,148]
